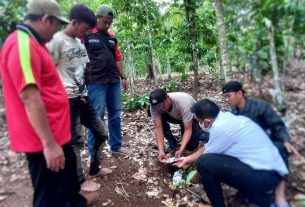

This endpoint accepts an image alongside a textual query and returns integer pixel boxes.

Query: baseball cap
[149,88,167,113]
[222,81,245,94]
[27,0,70,24]
[96,4,115,18]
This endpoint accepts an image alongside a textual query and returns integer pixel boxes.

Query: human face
[96,16,113,32]
[223,91,243,107]
[44,16,62,42]
[196,117,212,132]
[159,97,173,113]
[74,21,92,38]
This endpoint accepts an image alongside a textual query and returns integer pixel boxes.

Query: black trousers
[26,144,87,207]
[197,153,282,207]
[161,113,209,150]
[69,96,108,183]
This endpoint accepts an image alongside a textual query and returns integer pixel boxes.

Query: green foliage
[180,73,189,81]
[122,93,150,112]
[0,0,25,46]
[162,81,181,92]
[2,0,305,79]
[122,81,180,112]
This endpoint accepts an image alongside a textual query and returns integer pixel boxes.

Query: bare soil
[0,68,305,207]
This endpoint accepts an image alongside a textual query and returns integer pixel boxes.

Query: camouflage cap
[27,0,70,24]
[96,4,115,18]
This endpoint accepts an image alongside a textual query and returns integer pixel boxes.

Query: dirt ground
[0,68,305,207]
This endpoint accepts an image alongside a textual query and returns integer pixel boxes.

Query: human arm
[283,141,301,159]
[173,147,205,168]
[46,37,61,66]
[257,100,301,157]
[175,120,192,158]
[153,118,167,163]
[113,36,128,92]
[257,100,290,142]
[116,61,128,92]
[20,85,65,172]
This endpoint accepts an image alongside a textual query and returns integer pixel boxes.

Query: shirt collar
[16,23,45,44]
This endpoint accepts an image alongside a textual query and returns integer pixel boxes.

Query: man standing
[84,4,129,155]
[222,80,300,207]
[0,0,96,206]
[47,4,112,192]
[149,88,208,162]
[174,99,288,207]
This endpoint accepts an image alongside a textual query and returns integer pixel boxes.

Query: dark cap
[149,88,167,113]
[27,0,70,24]
[222,81,245,94]
[96,4,115,18]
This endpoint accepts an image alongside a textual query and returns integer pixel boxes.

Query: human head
[191,99,220,128]
[149,88,171,113]
[95,4,115,32]
[25,0,69,42]
[222,80,245,108]
[68,4,96,38]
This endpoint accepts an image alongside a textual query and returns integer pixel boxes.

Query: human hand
[43,142,65,172]
[283,141,301,159]
[158,151,168,163]
[173,157,188,168]
[121,79,128,92]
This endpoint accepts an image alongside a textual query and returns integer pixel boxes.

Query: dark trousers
[197,153,282,207]
[161,113,209,151]
[69,96,108,183]
[26,144,87,207]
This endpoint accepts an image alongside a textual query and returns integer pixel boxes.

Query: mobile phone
[166,157,178,164]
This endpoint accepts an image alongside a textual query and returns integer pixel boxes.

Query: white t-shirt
[47,32,89,98]
[151,92,195,122]
[205,111,288,176]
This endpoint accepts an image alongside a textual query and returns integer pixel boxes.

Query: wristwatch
[121,76,127,80]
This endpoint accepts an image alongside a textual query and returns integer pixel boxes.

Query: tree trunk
[214,0,231,82]
[146,64,154,80]
[265,19,287,116]
[184,0,199,100]
[283,0,298,72]
[145,4,158,84]
[126,40,135,93]
[167,56,172,79]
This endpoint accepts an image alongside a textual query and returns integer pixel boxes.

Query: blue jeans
[88,82,123,151]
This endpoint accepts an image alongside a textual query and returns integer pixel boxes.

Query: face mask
[199,122,210,132]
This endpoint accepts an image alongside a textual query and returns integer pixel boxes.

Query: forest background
[0,0,305,206]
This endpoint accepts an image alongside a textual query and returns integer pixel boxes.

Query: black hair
[24,14,57,24]
[69,4,96,28]
[25,14,44,21]
[190,99,220,119]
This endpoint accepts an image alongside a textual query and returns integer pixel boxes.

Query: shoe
[165,144,178,153]
[165,145,173,153]
[108,146,129,155]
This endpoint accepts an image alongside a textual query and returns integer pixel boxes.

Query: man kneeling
[149,88,208,162]
[174,99,288,207]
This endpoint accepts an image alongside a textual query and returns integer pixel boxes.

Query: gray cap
[96,4,115,18]
[27,0,70,24]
